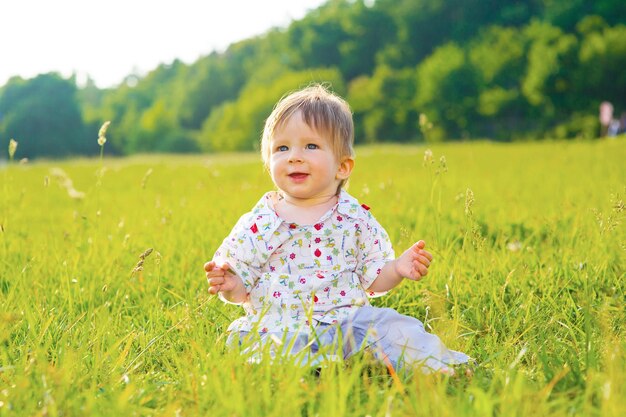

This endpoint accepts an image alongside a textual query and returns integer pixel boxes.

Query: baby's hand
[395,240,433,281]
[204,260,242,295]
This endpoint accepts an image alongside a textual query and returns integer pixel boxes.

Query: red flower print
[289,223,297,229]
[313,295,319,303]
[369,291,375,296]
[299,277,306,284]
[376,268,382,275]
[326,255,332,261]
[374,240,379,245]
[270,266,276,272]
[314,223,323,230]
[314,248,322,257]
[324,287,330,292]
[340,290,346,296]
[273,291,281,298]
[262,327,268,333]
[250,223,258,233]
[316,273,324,279]
[289,253,296,260]
[314,237,321,243]
[361,203,370,211]
[337,215,343,221]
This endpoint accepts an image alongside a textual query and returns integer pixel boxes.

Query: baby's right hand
[204,260,242,295]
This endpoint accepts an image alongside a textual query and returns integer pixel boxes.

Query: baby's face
[269,111,344,203]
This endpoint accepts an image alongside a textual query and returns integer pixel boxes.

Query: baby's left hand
[395,240,433,281]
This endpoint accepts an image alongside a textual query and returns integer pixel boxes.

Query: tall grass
[0,140,624,416]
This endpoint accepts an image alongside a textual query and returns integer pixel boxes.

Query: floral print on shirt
[214,190,394,333]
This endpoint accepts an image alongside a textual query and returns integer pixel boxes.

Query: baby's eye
[305,143,319,150]
[276,145,289,152]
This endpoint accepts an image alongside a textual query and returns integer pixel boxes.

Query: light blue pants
[228,306,470,374]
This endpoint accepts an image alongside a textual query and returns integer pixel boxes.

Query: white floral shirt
[214,190,394,334]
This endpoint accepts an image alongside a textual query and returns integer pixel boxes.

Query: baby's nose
[288,149,304,162]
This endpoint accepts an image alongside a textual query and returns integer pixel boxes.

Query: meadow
[0,140,624,416]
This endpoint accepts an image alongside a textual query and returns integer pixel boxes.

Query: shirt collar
[250,189,364,230]
[335,189,363,218]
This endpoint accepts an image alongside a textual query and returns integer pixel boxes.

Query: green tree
[177,38,263,131]
[200,69,345,152]
[337,0,397,80]
[521,20,578,129]
[286,1,351,70]
[0,73,87,158]
[348,66,417,143]
[96,61,185,154]
[468,26,527,139]
[376,0,536,67]
[576,21,626,108]
[414,43,479,139]
[540,0,626,30]
[132,99,197,153]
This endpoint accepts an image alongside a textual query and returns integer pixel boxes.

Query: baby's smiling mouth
[289,172,309,180]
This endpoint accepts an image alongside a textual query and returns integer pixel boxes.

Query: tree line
[1,0,625,159]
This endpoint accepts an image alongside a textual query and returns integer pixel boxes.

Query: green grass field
[1,140,624,416]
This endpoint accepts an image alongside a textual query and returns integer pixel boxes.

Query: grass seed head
[50,167,85,199]
[141,168,153,189]
[465,188,475,216]
[438,155,448,173]
[8,139,18,160]
[131,248,154,276]
[507,240,522,252]
[98,121,111,146]
[423,149,433,165]
[140,248,154,259]
[419,114,432,130]
[98,121,111,139]
[131,260,144,275]
[67,188,85,200]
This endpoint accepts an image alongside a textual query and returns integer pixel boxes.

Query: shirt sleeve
[356,211,395,297]
[213,213,263,304]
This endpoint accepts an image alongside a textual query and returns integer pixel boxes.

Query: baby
[204,84,469,373]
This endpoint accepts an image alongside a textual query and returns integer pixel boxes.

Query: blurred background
[1,0,625,159]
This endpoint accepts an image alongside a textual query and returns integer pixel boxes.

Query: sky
[0,0,327,89]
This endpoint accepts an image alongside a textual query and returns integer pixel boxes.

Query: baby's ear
[336,157,354,180]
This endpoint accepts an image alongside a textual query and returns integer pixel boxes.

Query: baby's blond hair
[261,84,355,172]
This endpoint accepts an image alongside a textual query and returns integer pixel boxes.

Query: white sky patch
[0,0,326,88]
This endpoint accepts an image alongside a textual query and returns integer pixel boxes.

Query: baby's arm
[204,260,247,303]
[366,240,433,293]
